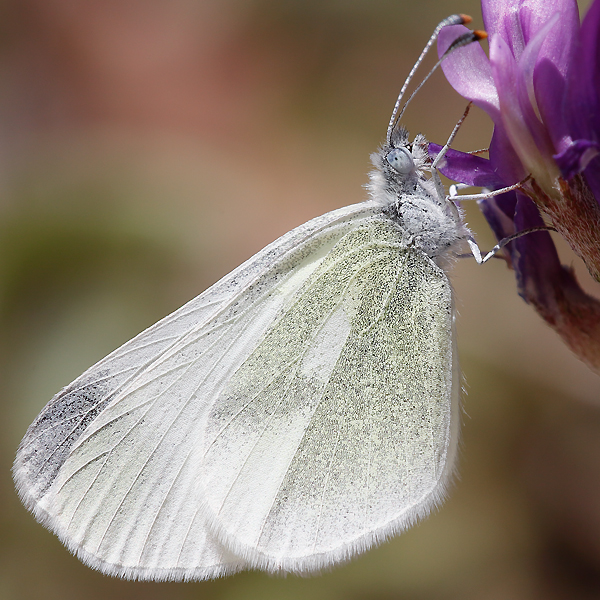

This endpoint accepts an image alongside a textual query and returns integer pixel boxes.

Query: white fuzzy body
[366,130,470,262]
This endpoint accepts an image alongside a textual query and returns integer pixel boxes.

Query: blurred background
[1,1,599,599]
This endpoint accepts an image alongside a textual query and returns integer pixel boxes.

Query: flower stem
[530,177,600,283]
[529,263,600,374]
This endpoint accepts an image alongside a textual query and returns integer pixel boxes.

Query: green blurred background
[1,1,599,599]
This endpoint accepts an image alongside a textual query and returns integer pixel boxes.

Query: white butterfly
[14,15,480,581]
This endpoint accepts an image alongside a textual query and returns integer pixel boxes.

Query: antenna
[386,14,486,145]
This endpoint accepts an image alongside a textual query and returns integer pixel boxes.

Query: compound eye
[386,147,414,174]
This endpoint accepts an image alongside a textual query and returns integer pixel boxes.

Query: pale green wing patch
[200,217,458,572]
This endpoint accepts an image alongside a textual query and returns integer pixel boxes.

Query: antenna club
[473,29,488,40]
[459,14,472,24]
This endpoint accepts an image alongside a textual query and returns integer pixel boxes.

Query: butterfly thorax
[366,127,469,261]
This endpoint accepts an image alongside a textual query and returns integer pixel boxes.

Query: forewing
[13,201,379,581]
[199,217,460,573]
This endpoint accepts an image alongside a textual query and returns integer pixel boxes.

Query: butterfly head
[366,126,434,206]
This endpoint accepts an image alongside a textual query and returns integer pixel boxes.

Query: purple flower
[432,0,600,372]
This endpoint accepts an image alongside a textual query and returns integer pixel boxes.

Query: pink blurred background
[1,1,599,599]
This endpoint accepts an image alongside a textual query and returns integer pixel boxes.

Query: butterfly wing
[198,216,460,573]
[13,201,380,581]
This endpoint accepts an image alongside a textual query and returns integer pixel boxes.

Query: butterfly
[14,14,481,581]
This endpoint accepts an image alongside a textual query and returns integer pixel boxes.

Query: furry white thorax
[366,127,470,263]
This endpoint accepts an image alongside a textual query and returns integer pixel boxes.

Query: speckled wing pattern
[13,201,376,580]
[200,216,459,573]
[13,201,459,580]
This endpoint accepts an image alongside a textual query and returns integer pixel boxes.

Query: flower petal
[531,1,579,151]
[428,144,504,188]
[490,34,557,188]
[533,59,571,152]
[512,194,563,304]
[555,140,600,179]
[515,14,562,161]
[520,0,578,68]
[567,0,600,144]
[482,0,578,60]
[579,0,600,132]
[438,24,500,121]
[489,123,527,183]
[490,35,535,159]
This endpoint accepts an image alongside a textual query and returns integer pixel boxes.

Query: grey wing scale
[13,200,380,580]
[199,217,460,572]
